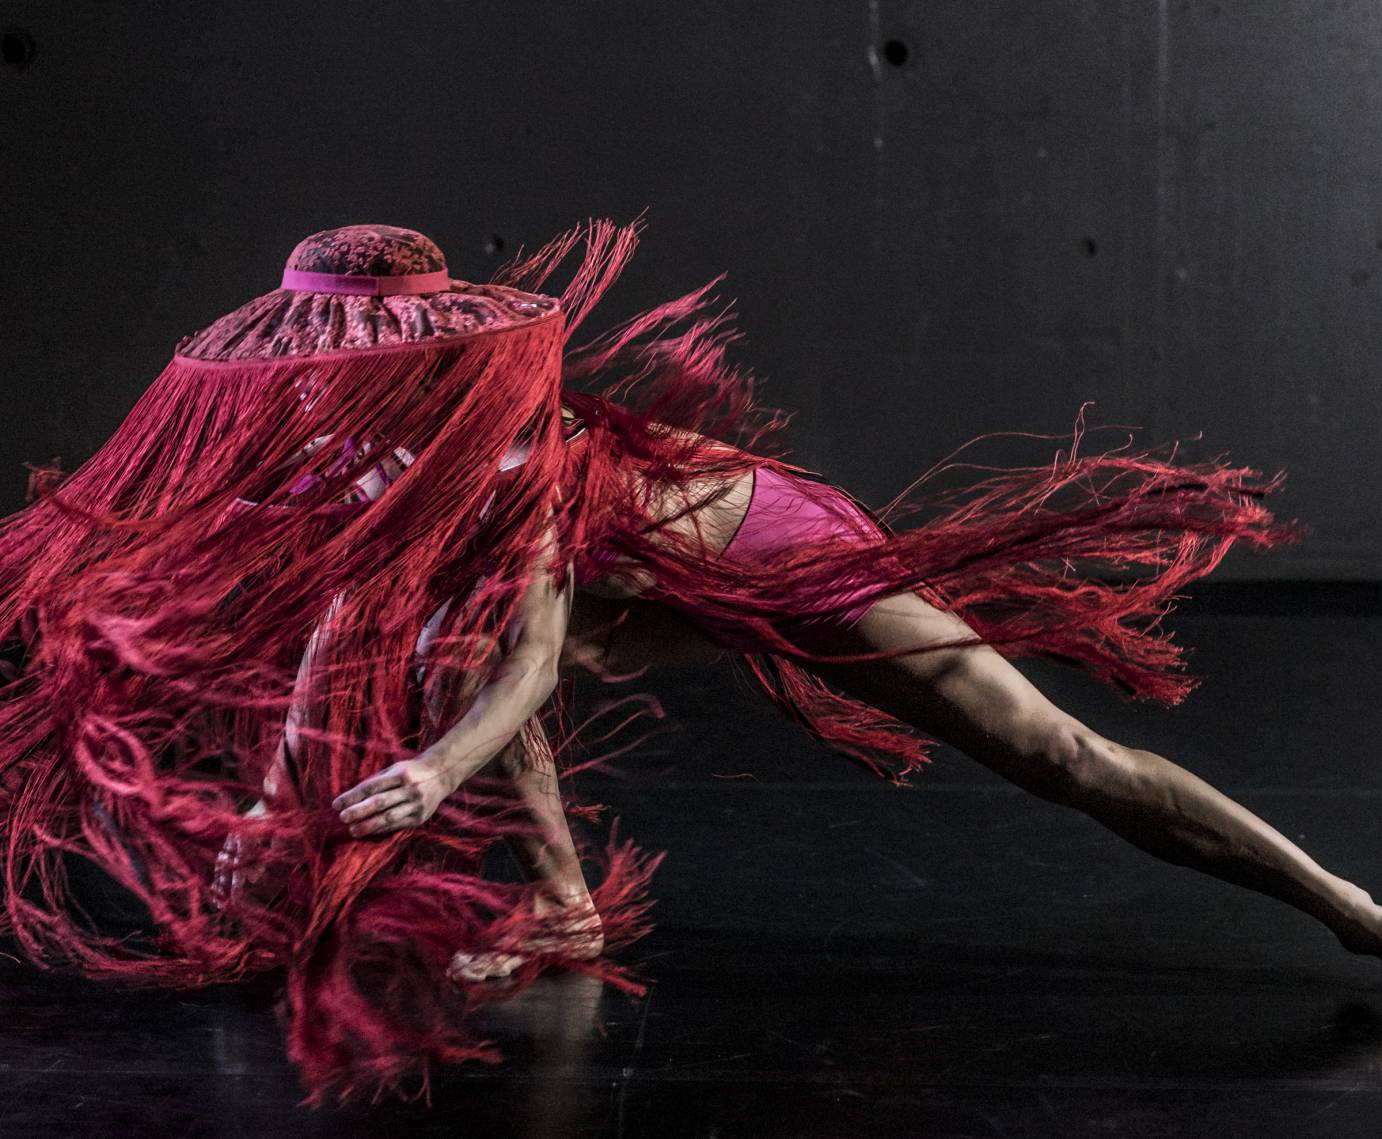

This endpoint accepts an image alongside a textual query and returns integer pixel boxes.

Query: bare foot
[1329,887,1382,959]
[447,892,605,983]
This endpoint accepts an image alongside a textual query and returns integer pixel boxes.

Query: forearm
[426,652,559,790]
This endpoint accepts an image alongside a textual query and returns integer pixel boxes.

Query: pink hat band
[280,267,453,296]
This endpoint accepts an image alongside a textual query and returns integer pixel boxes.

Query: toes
[446,911,607,983]
[447,949,526,983]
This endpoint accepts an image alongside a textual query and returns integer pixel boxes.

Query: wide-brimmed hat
[174,223,562,363]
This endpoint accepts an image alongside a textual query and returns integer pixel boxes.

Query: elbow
[535,655,561,698]
[509,645,562,703]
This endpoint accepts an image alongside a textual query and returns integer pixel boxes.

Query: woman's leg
[492,722,596,910]
[801,590,1382,957]
[443,592,727,981]
[448,720,605,983]
[559,579,1382,958]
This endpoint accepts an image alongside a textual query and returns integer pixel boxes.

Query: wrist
[418,746,464,796]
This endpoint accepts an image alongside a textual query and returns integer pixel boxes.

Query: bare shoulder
[574,418,760,599]
[627,423,760,557]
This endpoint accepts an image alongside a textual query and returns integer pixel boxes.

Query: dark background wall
[1,1,1377,579]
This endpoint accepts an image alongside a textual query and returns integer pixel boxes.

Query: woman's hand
[331,753,456,838]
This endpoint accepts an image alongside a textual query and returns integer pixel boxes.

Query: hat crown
[174,224,561,362]
[285,225,448,278]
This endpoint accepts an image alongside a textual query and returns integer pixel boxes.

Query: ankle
[532,884,595,915]
[1341,882,1381,929]
[1322,879,1382,952]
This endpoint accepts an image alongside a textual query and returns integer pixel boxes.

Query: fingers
[338,786,413,828]
[346,800,426,838]
[332,758,458,838]
[331,770,404,812]
[447,949,525,983]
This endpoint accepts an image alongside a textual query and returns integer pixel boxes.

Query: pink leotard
[574,464,884,613]
[697,464,887,643]
[720,465,882,613]
[576,463,889,652]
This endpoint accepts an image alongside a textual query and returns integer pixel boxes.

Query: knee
[1020,720,1129,805]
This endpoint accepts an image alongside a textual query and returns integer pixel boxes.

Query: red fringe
[0,214,1303,1102]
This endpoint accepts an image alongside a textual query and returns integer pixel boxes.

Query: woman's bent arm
[333,517,574,837]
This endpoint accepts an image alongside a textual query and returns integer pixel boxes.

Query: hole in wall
[482,234,505,256]
[881,39,909,67]
[1,27,35,70]
[1081,236,1099,258]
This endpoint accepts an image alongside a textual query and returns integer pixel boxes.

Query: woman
[1,217,1352,1103]
[333,415,1382,986]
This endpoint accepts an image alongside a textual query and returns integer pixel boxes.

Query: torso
[272,407,759,601]
[275,405,591,504]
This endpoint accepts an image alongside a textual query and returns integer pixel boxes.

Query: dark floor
[3,582,1382,1138]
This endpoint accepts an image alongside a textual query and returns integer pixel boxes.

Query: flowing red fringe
[0,214,1303,1103]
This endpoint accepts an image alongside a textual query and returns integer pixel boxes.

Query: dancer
[338,417,1382,985]
[0,217,1340,1103]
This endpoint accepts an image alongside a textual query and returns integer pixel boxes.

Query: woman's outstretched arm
[332,515,575,838]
